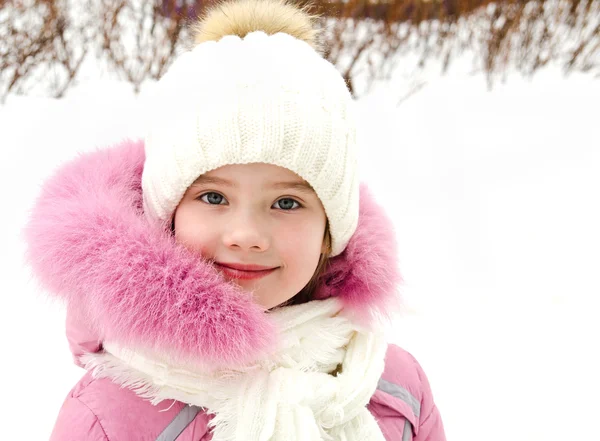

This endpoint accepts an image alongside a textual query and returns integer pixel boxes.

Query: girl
[25,1,446,440]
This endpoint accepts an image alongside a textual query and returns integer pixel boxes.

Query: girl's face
[174,163,327,309]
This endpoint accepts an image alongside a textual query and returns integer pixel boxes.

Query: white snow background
[1,51,599,440]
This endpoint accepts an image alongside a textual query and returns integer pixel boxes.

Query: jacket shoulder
[50,392,108,441]
[52,372,208,441]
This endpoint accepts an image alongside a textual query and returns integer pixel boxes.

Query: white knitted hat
[142,1,359,256]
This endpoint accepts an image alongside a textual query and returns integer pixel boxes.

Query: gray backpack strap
[403,418,414,440]
[377,377,420,440]
[156,404,202,441]
[377,377,421,418]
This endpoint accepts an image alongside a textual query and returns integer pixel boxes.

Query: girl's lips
[214,262,279,280]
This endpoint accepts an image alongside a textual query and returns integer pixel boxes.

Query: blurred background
[1,0,599,440]
[1,0,599,98]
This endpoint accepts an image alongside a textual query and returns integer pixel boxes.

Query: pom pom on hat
[192,0,321,51]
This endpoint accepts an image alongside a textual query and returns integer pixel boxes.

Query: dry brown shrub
[97,0,193,93]
[304,0,599,92]
[1,0,598,100]
[1,0,91,100]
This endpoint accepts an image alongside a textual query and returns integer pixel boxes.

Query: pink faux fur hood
[24,139,401,368]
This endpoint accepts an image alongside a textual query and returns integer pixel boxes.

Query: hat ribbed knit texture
[142,31,359,256]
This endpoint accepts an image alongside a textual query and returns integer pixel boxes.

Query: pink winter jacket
[24,139,446,441]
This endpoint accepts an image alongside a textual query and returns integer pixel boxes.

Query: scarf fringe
[81,352,182,407]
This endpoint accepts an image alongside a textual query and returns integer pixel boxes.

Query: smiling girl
[174,163,330,309]
[25,1,446,440]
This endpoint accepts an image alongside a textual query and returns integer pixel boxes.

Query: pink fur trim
[24,139,401,367]
[315,185,402,325]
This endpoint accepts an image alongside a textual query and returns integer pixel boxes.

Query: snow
[1,59,599,439]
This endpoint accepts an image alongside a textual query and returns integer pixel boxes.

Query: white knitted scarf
[82,298,388,441]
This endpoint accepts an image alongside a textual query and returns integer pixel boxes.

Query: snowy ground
[1,59,599,440]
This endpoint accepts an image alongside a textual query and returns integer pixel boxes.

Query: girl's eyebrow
[269,181,314,194]
[191,176,237,187]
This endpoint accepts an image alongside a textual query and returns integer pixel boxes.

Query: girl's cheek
[177,229,217,259]
[278,217,323,249]
[175,209,216,251]
[276,220,303,242]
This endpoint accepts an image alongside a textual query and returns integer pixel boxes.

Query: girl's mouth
[214,262,279,280]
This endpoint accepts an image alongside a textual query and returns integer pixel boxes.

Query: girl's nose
[222,216,270,252]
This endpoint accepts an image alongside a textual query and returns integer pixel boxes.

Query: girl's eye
[199,192,227,205]
[273,198,301,210]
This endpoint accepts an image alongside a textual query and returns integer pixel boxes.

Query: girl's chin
[254,291,294,310]
[216,271,295,309]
